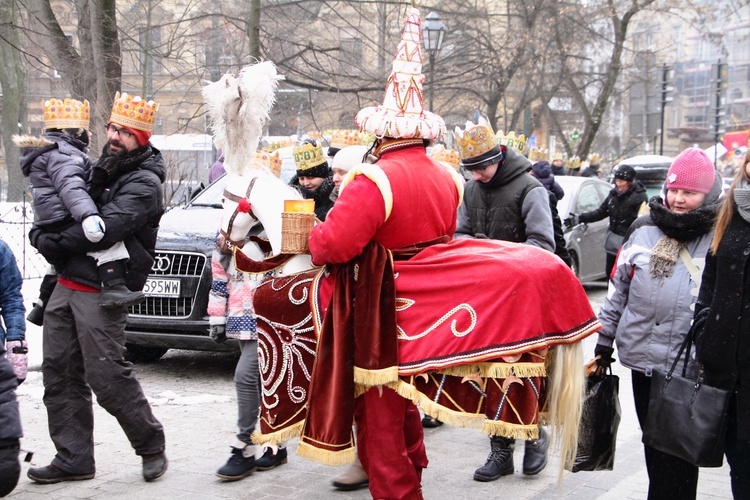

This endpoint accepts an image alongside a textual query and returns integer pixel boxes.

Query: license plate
[143,278,181,297]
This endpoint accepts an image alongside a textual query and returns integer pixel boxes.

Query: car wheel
[124,343,168,363]
[569,253,580,279]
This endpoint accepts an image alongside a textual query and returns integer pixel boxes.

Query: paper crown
[293,141,326,171]
[454,118,498,160]
[553,151,564,161]
[267,138,295,151]
[109,92,159,133]
[330,129,365,149]
[589,153,600,165]
[528,147,548,162]
[254,149,282,177]
[565,156,581,170]
[42,98,90,130]
[355,8,445,140]
[497,131,527,155]
[430,144,461,170]
[306,131,323,141]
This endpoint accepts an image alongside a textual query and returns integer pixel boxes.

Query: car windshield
[188,174,228,207]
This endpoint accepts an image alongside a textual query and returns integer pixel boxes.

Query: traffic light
[571,131,580,140]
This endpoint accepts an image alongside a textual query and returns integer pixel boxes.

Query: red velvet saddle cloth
[252,239,600,447]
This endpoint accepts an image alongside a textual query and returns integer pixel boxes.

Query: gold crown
[42,98,90,130]
[589,153,600,165]
[330,129,364,149]
[307,131,323,141]
[267,138,295,151]
[528,147,548,162]
[254,149,282,177]
[430,144,461,168]
[497,131,527,155]
[565,156,581,170]
[109,92,159,133]
[553,151,564,161]
[454,119,497,160]
[293,141,326,171]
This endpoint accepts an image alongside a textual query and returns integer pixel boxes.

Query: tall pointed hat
[355,7,445,140]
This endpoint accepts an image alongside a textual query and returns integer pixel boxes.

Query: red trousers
[355,387,428,500]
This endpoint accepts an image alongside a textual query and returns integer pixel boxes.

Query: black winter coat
[694,216,750,441]
[0,346,22,444]
[30,145,166,291]
[578,181,648,236]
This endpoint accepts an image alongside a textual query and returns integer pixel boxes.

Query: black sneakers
[255,447,288,471]
[216,447,256,481]
[27,464,95,484]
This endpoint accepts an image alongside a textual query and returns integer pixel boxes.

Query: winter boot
[332,457,369,491]
[421,415,443,428]
[255,447,287,471]
[142,451,168,482]
[27,273,58,326]
[522,427,549,475]
[473,436,515,482]
[98,260,145,308]
[216,446,256,481]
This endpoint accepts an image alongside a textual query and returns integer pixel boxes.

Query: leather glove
[5,340,28,385]
[564,214,579,230]
[82,215,106,243]
[594,344,615,368]
[209,324,227,344]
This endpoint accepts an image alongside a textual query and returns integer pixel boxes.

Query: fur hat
[614,165,637,182]
[666,148,716,194]
[355,8,445,140]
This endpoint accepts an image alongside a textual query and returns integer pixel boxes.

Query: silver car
[556,176,614,283]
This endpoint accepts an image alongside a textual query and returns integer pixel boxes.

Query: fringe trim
[435,362,546,379]
[353,366,399,386]
[297,441,356,466]
[481,420,540,440]
[251,422,303,446]
[388,380,485,429]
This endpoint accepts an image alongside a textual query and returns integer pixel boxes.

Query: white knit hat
[332,145,370,173]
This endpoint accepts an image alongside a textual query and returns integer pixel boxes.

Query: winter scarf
[648,196,720,279]
[90,144,154,199]
[295,175,335,208]
[734,178,750,224]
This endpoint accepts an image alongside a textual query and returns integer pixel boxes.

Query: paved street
[7,282,733,499]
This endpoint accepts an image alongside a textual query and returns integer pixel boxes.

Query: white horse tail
[544,342,585,481]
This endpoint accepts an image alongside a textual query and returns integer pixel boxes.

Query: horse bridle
[219,178,259,254]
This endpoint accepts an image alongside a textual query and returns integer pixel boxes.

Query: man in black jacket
[28,92,168,485]
[566,165,648,277]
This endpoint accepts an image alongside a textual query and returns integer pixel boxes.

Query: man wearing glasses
[28,92,169,485]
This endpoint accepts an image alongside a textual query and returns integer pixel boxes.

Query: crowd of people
[1,8,748,500]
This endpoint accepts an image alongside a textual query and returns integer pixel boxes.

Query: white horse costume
[204,62,600,478]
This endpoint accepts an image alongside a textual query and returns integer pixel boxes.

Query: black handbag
[641,331,730,467]
[572,365,621,472]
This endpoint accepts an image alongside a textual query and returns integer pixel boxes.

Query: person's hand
[31,233,64,262]
[209,324,227,344]
[594,344,615,368]
[82,215,106,243]
[5,340,28,385]
[564,214,579,230]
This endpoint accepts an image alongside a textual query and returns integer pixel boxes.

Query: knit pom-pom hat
[666,148,716,194]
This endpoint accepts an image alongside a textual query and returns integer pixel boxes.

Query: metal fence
[0,195,48,280]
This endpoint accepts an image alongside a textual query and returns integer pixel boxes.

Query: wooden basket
[281,212,316,254]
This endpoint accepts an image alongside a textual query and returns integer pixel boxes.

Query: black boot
[421,415,443,428]
[27,274,58,326]
[473,436,515,482]
[98,261,145,308]
[522,427,549,475]
[216,447,256,481]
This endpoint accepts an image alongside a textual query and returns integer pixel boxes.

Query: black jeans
[631,370,698,500]
[42,285,165,473]
[725,396,750,499]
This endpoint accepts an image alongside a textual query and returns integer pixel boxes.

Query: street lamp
[422,11,446,112]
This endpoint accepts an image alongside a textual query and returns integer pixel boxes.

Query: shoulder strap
[679,247,702,287]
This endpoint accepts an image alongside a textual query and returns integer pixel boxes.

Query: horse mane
[202,61,284,176]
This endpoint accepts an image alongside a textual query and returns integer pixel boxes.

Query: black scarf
[295,175,335,207]
[648,196,720,242]
[90,144,154,199]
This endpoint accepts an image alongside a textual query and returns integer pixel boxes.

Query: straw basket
[281,212,316,254]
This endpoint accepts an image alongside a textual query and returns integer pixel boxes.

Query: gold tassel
[354,366,399,386]
[481,420,539,440]
[435,362,546,379]
[297,441,357,466]
[388,380,485,429]
[251,423,304,446]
